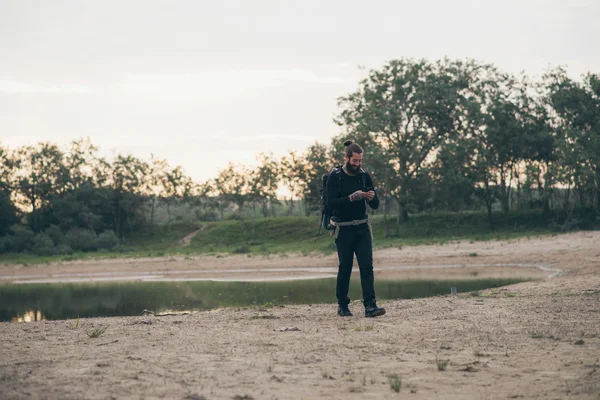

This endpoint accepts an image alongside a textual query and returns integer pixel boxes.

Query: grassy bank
[185,210,557,255]
[0,209,584,265]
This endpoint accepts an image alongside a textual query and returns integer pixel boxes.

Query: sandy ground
[0,231,599,399]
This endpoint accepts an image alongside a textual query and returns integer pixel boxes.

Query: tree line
[1,58,599,254]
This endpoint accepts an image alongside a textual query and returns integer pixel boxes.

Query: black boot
[364,302,386,318]
[337,305,353,317]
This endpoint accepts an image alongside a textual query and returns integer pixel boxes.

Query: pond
[0,277,527,322]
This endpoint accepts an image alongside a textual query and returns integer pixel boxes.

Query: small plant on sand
[436,356,449,371]
[67,316,81,330]
[530,331,554,339]
[353,324,374,332]
[388,374,401,392]
[85,325,108,338]
[249,314,278,320]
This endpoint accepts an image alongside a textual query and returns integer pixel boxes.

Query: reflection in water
[12,309,45,323]
[1,277,529,322]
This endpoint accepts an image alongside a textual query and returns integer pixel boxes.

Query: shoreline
[1,263,557,284]
[1,231,599,399]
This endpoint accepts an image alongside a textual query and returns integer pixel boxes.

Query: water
[0,278,528,322]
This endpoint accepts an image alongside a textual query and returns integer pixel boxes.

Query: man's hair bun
[343,140,363,157]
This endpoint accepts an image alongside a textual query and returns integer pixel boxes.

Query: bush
[55,244,74,255]
[0,235,15,253]
[195,210,218,221]
[65,228,98,252]
[45,224,66,246]
[95,230,119,250]
[32,233,55,256]
[0,189,18,236]
[9,224,35,253]
[225,213,242,221]
[233,245,251,254]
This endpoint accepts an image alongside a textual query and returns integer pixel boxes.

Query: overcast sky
[1,0,599,182]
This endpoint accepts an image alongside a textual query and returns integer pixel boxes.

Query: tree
[431,138,478,228]
[109,155,150,238]
[44,183,114,233]
[160,165,193,228]
[303,142,335,216]
[216,163,250,217]
[518,78,556,218]
[547,69,600,213]
[336,58,473,224]
[10,142,66,232]
[280,151,309,216]
[460,67,542,227]
[479,74,529,223]
[0,145,18,236]
[0,188,18,237]
[146,156,168,229]
[61,138,101,191]
[248,153,280,218]
[0,144,14,189]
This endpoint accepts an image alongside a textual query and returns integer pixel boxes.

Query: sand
[0,231,599,399]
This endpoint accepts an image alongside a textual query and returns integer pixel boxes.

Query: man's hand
[349,190,365,202]
[364,190,375,201]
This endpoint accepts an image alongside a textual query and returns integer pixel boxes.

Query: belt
[329,218,372,239]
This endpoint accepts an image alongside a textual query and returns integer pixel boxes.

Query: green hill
[2,209,587,265]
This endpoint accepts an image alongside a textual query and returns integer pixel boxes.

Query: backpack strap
[328,166,343,199]
[337,168,343,197]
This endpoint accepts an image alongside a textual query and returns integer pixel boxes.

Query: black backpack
[320,166,342,231]
[319,166,367,231]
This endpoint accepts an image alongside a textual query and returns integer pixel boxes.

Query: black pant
[335,224,376,307]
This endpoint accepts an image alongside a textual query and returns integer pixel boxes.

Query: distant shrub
[32,233,55,256]
[55,244,74,255]
[0,235,15,253]
[65,228,98,252]
[9,225,35,253]
[233,245,251,254]
[45,224,66,246]
[95,230,119,250]
[0,190,18,236]
[195,210,218,221]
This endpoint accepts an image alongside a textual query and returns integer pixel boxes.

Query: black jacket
[326,168,379,222]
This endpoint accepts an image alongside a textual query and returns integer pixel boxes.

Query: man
[326,140,386,318]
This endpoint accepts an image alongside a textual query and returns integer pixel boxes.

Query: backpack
[320,166,342,231]
[319,166,367,231]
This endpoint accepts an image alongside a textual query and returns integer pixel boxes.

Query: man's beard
[345,161,360,175]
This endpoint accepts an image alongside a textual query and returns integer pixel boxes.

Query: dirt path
[0,231,599,399]
[179,227,202,247]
